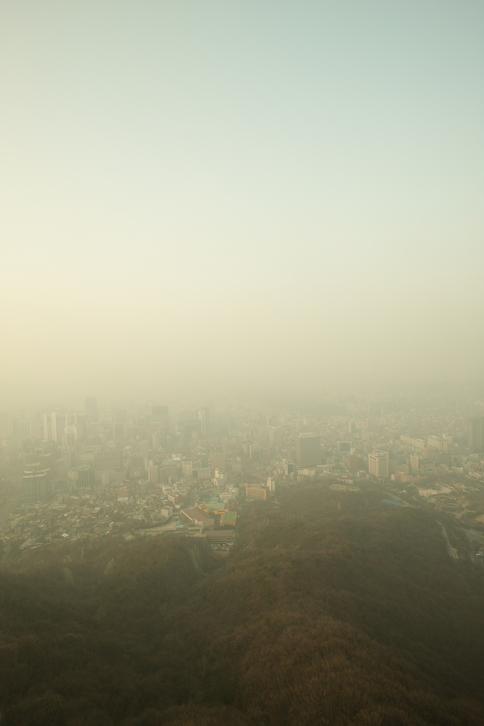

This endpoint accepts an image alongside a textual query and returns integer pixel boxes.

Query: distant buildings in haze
[296,434,321,467]
[468,417,484,451]
[368,452,390,479]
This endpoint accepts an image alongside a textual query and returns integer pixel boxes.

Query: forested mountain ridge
[1,484,484,725]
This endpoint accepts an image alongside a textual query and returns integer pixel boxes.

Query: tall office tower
[148,465,159,484]
[410,453,420,474]
[42,413,52,441]
[77,465,94,489]
[23,466,52,502]
[296,434,321,467]
[199,407,211,436]
[368,452,390,479]
[43,412,62,441]
[85,397,99,423]
[468,417,484,451]
[182,460,193,477]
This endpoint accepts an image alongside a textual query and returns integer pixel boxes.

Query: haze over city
[2,6,484,722]
[1,1,483,406]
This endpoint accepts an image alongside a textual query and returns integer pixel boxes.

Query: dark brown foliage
[0,484,483,724]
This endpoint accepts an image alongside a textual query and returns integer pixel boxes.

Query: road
[438,523,458,562]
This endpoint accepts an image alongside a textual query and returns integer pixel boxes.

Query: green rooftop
[220,511,237,524]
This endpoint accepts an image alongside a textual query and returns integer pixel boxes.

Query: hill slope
[1,484,483,725]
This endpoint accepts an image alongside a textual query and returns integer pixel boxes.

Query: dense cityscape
[2,0,483,721]
[2,387,484,567]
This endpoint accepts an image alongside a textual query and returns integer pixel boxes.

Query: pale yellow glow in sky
[1,1,483,405]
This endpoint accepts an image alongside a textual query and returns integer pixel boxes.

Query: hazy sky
[1,1,483,406]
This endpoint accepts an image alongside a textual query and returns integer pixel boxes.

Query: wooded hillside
[1,484,483,725]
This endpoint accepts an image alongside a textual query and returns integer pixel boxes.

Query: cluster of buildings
[1,391,484,557]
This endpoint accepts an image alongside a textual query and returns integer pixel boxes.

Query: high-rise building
[23,466,52,501]
[468,417,484,451]
[78,464,94,489]
[43,412,58,441]
[182,460,193,477]
[410,453,420,473]
[68,465,94,489]
[42,412,64,442]
[296,434,321,467]
[42,413,53,441]
[368,452,389,479]
[148,465,159,484]
[267,477,276,492]
[64,425,78,446]
[199,407,211,436]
